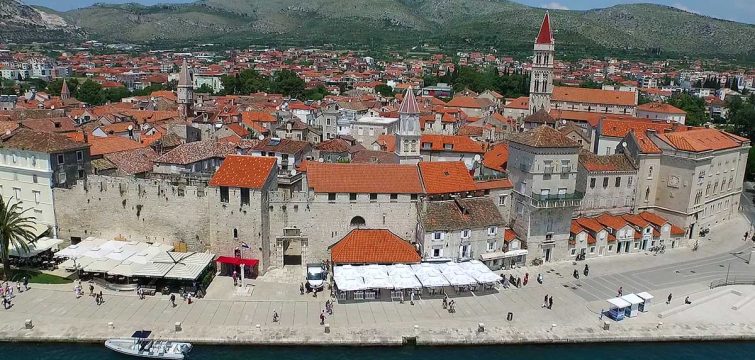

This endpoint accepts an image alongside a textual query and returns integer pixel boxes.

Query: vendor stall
[637,292,654,312]
[606,297,631,321]
[621,293,644,318]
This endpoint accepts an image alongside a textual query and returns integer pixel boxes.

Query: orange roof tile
[639,211,669,227]
[329,229,420,264]
[575,217,604,234]
[475,179,513,190]
[550,109,603,128]
[600,116,675,138]
[553,86,636,106]
[376,134,396,152]
[209,155,277,189]
[419,161,477,195]
[637,102,686,115]
[629,130,662,154]
[482,143,508,171]
[420,134,484,153]
[595,213,629,230]
[446,96,483,109]
[87,136,147,156]
[505,96,529,110]
[306,163,423,194]
[656,128,745,152]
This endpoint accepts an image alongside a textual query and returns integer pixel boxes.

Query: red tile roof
[375,134,396,152]
[475,179,512,190]
[446,96,483,109]
[87,136,147,156]
[306,162,423,194]
[600,116,676,138]
[553,86,636,106]
[621,213,650,228]
[595,213,629,230]
[419,161,477,194]
[399,87,419,114]
[482,143,508,171]
[208,155,277,189]
[330,229,420,264]
[629,130,662,154]
[637,102,686,114]
[579,150,636,172]
[550,109,603,128]
[509,125,580,148]
[656,128,745,152]
[420,134,484,153]
[505,96,529,110]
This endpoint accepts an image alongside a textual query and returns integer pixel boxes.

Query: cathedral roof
[399,87,419,114]
[536,12,554,45]
[178,58,192,87]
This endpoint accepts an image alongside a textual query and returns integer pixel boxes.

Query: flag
[240,242,250,249]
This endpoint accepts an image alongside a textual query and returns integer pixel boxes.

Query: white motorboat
[105,332,192,359]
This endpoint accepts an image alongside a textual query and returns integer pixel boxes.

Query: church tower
[60,79,70,101]
[177,58,194,120]
[528,12,555,115]
[395,87,421,164]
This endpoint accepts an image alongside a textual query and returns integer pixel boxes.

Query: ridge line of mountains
[1,0,754,59]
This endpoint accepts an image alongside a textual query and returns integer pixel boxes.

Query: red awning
[216,256,259,267]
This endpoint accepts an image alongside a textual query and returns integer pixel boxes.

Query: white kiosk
[637,292,654,312]
[621,293,644,318]
[607,297,631,321]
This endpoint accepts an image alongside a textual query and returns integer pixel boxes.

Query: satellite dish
[258,135,265,141]
[473,154,481,162]
[561,119,566,125]
[290,169,297,176]
[318,158,324,163]
[622,141,627,147]
[215,123,222,128]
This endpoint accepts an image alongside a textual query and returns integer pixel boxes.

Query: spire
[535,12,554,45]
[178,58,191,87]
[60,79,70,100]
[399,86,419,114]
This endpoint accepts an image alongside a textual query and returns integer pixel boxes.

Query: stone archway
[350,216,366,228]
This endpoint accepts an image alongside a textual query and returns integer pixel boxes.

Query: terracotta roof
[535,12,554,45]
[670,224,686,236]
[329,229,420,265]
[575,217,604,233]
[639,211,669,227]
[578,150,636,172]
[503,228,518,243]
[637,102,686,115]
[87,136,146,157]
[621,213,650,228]
[595,213,629,231]
[420,134,485,153]
[1,127,89,153]
[505,96,529,110]
[628,130,661,154]
[553,86,636,106]
[375,134,396,152]
[103,147,158,175]
[155,140,237,165]
[524,109,555,124]
[350,149,399,164]
[656,128,745,152]
[20,117,77,133]
[315,138,352,153]
[208,155,277,189]
[227,123,250,138]
[482,143,508,171]
[550,109,603,128]
[306,162,423,194]
[249,137,311,155]
[475,179,513,190]
[509,125,580,148]
[446,96,483,109]
[419,161,477,195]
[600,116,675,138]
[242,111,276,125]
[421,197,504,231]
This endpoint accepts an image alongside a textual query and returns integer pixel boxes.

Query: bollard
[175,322,182,332]
[108,322,114,329]
[24,319,33,329]
[256,324,261,330]
[414,324,419,332]
[478,323,485,333]
[603,321,610,331]
[551,324,557,332]
[507,312,513,321]
[657,321,663,329]
[324,323,330,333]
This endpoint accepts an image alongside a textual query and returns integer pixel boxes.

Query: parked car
[305,263,326,292]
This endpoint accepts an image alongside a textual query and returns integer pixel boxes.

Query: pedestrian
[516,277,522,288]
[449,300,456,313]
[22,276,28,291]
[667,293,672,304]
[617,287,623,297]
[442,295,448,309]
[170,293,176,307]
[320,310,326,325]
[410,290,415,305]
[98,291,104,305]
[300,283,305,295]
[537,273,543,284]
[501,275,509,289]
[583,264,589,277]
[548,296,553,309]
[685,296,692,304]
[523,273,529,286]
[187,292,193,305]
[2,295,10,310]
[542,294,549,308]
[89,284,94,296]
[16,281,21,293]
[273,310,279,322]
[573,269,579,279]
[232,270,238,287]
[746,232,749,241]
[599,309,603,320]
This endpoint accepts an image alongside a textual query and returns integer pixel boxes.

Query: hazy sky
[24,0,755,24]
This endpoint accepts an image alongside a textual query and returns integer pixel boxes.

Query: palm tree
[0,196,37,280]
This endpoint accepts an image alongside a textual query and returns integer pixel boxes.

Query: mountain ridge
[1,0,753,59]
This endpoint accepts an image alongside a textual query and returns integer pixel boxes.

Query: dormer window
[443,143,453,150]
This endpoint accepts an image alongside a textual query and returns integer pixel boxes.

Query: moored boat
[105,331,192,359]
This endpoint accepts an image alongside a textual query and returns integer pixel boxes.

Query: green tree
[0,196,37,280]
[375,84,394,97]
[0,79,16,95]
[75,79,105,105]
[103,86,130,103]
[270,69,305,99]
[304,85,328,101]
[196,84,215,94]
[47,78,80,97]
[667,92,707,127]
[579,80,602,89]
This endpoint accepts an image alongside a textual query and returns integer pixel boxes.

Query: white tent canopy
[360,265,393,289]
[410,263,451,288]
[457,260,501,284]
[607,297,631,309]
[55,237,107,258]
[387,264,422,290]
[334,265,368,291]
[437,262,477,287]
[134,252,215,281]
[8,237,63,258]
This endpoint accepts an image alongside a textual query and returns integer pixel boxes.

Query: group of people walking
[2,278,27,310]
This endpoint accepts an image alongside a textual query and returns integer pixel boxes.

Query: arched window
[645,187,650,202]
[410,139,417,152]
[648,166,653,178]
[233,228,238,239]
[350,216,366,228]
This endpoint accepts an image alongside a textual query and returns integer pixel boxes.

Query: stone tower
[177,58,194,120]
[528,12,555,115]
[395,87,421,164]
[60,79,70,101]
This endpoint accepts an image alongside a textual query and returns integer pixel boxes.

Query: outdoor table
[365,290,376,300]
[354,291,364,300]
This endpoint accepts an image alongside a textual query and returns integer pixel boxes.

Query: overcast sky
[24,0,754,24]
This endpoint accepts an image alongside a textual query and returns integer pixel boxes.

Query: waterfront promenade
[1,215,754,345]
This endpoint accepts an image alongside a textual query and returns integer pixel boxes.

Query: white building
[636,102,687,124]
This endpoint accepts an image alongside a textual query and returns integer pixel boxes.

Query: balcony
[474,172,507,181]
[529,191,584,208]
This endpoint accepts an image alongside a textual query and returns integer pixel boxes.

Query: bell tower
[528,12,555,115]
[177,58,194,120]
[395,87,421,164]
